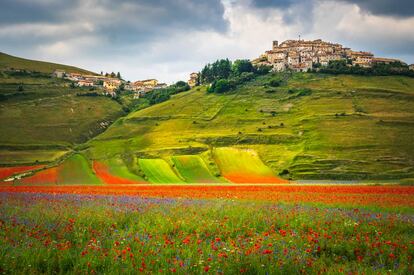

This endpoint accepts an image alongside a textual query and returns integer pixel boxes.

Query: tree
[110,72,116,78]
[200,59,232,84]
[232,59,253,76]
[117,72,121,79]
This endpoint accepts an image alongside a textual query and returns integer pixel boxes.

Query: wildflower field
[0,185,413,274]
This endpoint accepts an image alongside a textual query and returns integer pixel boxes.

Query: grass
[138,159,185,184]
[171,155,222,183]
[0,192,412,274]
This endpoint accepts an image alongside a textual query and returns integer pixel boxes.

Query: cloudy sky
[1,0,413,83]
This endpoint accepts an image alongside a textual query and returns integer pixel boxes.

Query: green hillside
[86,72,414,181]
[0,52,94,74]
[0,53,126,165]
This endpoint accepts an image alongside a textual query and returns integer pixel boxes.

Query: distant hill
[0,52,95,75]
[85,73,414,181]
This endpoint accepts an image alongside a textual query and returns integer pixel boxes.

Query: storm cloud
[0,0,413,82]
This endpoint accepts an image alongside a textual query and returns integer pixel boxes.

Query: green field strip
[58,154,102,185]
[213,147,275,175]
[138,158,185,184]
[103,157,145,182]
[171,155,222,183]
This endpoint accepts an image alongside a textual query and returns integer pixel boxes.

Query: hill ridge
[0,52,95,75]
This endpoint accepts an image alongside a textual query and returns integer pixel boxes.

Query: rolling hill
[84,72,414,181]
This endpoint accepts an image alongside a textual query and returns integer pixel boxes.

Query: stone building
[255,38,405,72]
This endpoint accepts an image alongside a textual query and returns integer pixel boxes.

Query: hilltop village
[253,39,407,72]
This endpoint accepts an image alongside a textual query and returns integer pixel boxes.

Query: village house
[103,79,120,91]
[350,51,374,67]
[77,80,94,87]
[66,73,83,81]
[154,83,168,89]
[142,79,158,88]
[187,72,199,87]
[125,78,165,98]
[371,57,404,65]
[409,64,414,71]
[52,69,65,78]
[133,90,147,99]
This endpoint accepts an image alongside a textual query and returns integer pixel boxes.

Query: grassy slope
[58,154,101,185]
[0,52,94,74]
[171,155,222,183]
[0,54,125,165]
[93,157,146,184]
[139,159,185,183]
[20,154,101,185]
[88,73,414,180]
[213,147,285,183]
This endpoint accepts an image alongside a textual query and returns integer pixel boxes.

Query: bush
[319,60,414,77]
[76,92,99,97]
[144,81,189,105]
[255,65,272,75]
[297,88,312,97]
[268,79,282,87]
[213,79,231,93]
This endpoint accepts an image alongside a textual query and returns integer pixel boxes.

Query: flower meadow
[0,191,413,274]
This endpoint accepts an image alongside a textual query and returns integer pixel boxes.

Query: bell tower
[272,40,279,50]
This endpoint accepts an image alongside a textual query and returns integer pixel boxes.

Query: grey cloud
[0,0,72,25]
[249,0,414,18]
[245,0,315,32]
[0,0,228,44]
[339,0,414,18]
[249,0,298,8]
